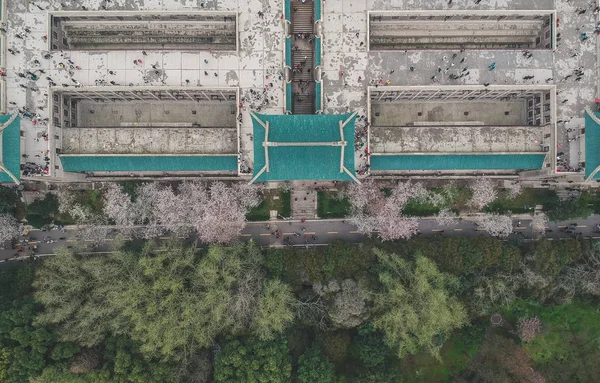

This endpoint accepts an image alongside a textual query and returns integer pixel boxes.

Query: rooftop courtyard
[51,87,240,177]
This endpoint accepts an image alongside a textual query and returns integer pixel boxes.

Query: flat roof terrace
[50,87,240,176]
[368,86,555,174]
[368,10,555,51]
[372,100,527,127]
[49,11,238,51]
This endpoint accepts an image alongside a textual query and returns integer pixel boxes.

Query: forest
[1,235,599,383]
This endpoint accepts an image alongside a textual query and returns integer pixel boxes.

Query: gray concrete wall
[372,100,527,126]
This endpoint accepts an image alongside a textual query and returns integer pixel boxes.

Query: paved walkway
[291,188,318,219]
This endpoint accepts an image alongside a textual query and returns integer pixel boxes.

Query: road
[2,215,600,262]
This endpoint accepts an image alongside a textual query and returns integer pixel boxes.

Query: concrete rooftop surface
[1,0,599,182]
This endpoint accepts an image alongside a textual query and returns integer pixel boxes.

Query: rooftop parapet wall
[48,11,238,51]
[368,10,555,51]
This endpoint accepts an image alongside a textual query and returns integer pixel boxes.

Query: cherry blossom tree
[434,208,459,226]
[102,181,262,243]
[346,181,420,241]
[193,181,261,243]
[517,317,542,343]
[388,181,427,208]
[374,202,419,241]
[0,214,20,245]
[474,214,513,238]
[468,178,497,210]
[506,181,523,199]
[345,180,385,213]
[103,183,136,227]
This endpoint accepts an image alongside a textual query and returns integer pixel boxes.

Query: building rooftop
[250,112,357,182]
[59,154,238,174]
[0,115,21,184]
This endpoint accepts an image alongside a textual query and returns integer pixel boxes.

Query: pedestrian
[142,50,147,55]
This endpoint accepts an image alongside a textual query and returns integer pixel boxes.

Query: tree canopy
[214,337,292,383]
[372,249,468,359]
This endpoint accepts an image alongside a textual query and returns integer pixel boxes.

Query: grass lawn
[400,324,485,382]
[486,189,559,214]
[402,201,441,217]
[247,189,291,221]
[402,186,470,217]
[317,191,351,218]
[502,300,600,382]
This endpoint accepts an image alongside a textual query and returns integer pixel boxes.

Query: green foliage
[547,195,594,221]
[0,264,35,310]
[317,191,351,219]
[25,193,61,228]
[24,214,53,229]
[50,342,79,361]
[214,337,292,383]
[247,189,291,221]
[33,247,126,347]
[487,188,559,214]
[499,245,522,273]
[0,297,54,383]
[318,331,351,367]
[350,324,389,370]
[0,185,19,215]
[529,239,580,276]
[34,241,294,363]
[402,184,468,217]
[103,337,175,383]
[117,242,264,360]
[26,193,59,220]
[119,181,140,202]
[254,280,295,340]
[75,190,104,215]
[297,346,335,383]
[264,241,376,289]
[372,249,468,359]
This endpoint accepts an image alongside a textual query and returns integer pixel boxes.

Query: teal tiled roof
[0,115,21,183]
[59,155,238,173]
[585,109,600,179]
[371,154,546,171]
[251,113,357,182]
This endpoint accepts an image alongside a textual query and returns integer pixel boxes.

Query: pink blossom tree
[517,317,542,343]
[434,208,459,226]
[193,181,262,243]
[103,183,136,227]
[506,181,523,199]
[475,214,513,238]
[346,181,420,241]
[468,178,498,210]
[102,181,262,243]
[374,203,419,241]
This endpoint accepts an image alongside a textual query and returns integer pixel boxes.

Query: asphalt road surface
[2,215,600,262]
